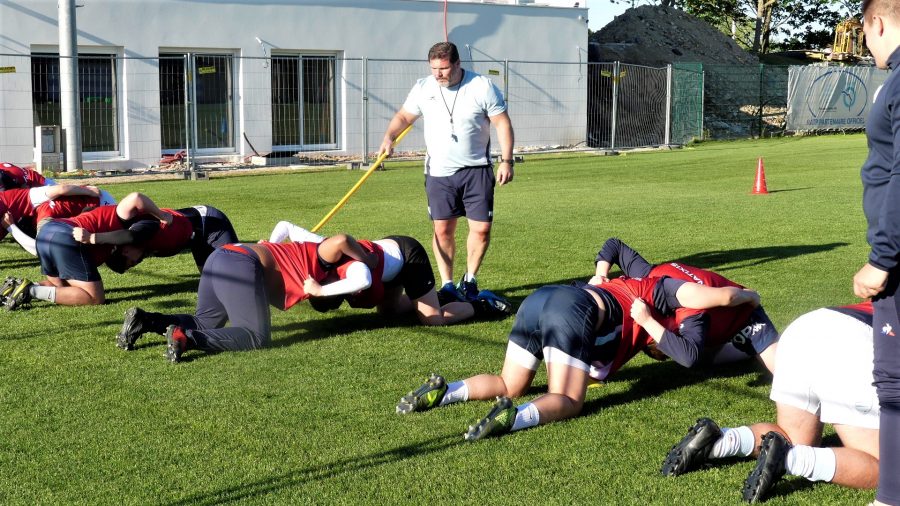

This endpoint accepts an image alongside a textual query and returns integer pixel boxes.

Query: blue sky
[586,0,631,32]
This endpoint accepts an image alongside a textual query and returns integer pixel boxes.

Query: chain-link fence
[1,52,808,171]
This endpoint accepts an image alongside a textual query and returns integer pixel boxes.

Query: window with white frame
[271,55,336,150]
[30,53,118,153]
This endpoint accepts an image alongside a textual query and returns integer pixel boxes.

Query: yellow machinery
[830,18,867,61]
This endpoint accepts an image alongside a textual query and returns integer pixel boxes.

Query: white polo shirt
[402,69,507,177]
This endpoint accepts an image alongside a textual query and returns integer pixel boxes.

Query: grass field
[0,133,876,504]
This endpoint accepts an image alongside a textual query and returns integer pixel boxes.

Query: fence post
[611,61,619,150]
[699,68,705,141]
[188,53,200,170]
[758,63,764,138]
[664,64,672,147]
[182,54,192,170]
[362,57,368,164]
[503,59,509,104]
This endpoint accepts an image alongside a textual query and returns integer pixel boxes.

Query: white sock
[464,272,476,283]
[441,279,453,287]
[439,380,468,406]
[710,426,755,458]
[786,445,836,482]
[28,284,56,303]
[510,402,540,432]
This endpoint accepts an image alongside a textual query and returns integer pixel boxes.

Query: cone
[752,157,768,195]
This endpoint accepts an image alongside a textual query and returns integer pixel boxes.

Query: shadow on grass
[764,187,812,194]
[0,256,40,269]
[671,242,850,273]
[161,434,460,506]
[582,359,768,417]
[103,278,200,303]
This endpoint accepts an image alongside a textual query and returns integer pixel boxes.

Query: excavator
[828,18,867,62]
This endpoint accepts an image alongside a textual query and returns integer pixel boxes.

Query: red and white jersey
[57,205,125,265]
[35,195,101,223]
[260,241,330,310]
[0,188,38,222]
[651,262,755,348]
[0,163,47,189]
[141,209,194,256]
[335,240,386,309]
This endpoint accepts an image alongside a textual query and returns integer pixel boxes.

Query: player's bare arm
[379,109,419,157]
[490,111,515,185]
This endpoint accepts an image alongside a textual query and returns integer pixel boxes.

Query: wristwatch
[499,158,515,166]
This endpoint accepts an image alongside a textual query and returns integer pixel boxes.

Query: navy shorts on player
[505,285,600,373]
[730,306,779,355]
[180,205,239,269]
[383,235,436,300]
[168,246,271,352]
[36,220,101,282]
[425,166,495,221]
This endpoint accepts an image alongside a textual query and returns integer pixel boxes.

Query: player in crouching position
[396,276,760,441]
[270,221,511,324]
[592,237,779,372]
[115,234,378,362]
[660,302,879,503]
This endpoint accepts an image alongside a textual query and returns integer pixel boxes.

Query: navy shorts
[730,306,779,355]
[506,285,600,372]
[36,220,101,282]
[383,235,436,300]
[425,166,495,222]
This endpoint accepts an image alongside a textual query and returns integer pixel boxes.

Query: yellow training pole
[311,124,413,233]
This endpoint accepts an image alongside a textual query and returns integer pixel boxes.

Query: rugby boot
[396,373,447,414]
[4,278,32,311]
[0,276,20,300]
[116,307,167,350]
[164,325,189,364]
[742,431,791,503]
[457,277,479,302]
[464,396,515,441]
[661,417,722,476]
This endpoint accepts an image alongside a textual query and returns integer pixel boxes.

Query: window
[159,53,234,151]
[271,55,336,150]
[30,53,118,153]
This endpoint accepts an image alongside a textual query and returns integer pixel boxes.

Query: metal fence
[0,52,800,171]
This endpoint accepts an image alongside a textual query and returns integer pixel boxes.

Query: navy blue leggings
[170,247,271,352]
[873,273,900,505]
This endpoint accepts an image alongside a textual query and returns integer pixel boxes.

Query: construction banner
[786,65,890,131]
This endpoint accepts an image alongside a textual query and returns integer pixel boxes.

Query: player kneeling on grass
[661,302,878,503]
[114,234,378,363]
[271,221,511,324]
[1,193,170,309]
[592,237,779,372]
[105,205,239,273]
[396,276,760,441]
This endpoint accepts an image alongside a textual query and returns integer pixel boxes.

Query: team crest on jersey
[668,263,704,285]
[882,323,895,337]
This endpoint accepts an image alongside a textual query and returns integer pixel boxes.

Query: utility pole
[59,0,83,172]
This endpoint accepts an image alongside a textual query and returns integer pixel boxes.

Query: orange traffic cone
[752,157,769,195]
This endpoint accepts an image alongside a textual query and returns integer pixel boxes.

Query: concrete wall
[0,0,588,169]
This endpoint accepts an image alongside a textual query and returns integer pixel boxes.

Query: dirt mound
[591,5,758,66]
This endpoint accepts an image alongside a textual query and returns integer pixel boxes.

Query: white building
[0,0,588,170]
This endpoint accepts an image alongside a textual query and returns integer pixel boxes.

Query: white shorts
[769,308,879,429]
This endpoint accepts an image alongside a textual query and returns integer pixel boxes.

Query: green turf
[0,133,876,504]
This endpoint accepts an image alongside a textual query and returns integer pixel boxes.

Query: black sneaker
[116,307,149,351]
[661,418,722,476]
[457,277,479,302]
[474,289,513,317]
[742,431,791,503]
[437,281,463,306]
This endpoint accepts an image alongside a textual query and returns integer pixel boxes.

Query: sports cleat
[437,282,463,306]
[4,278,32,311]
[0,276,21,299]
[475,289,512,316]
[164,325,188,363]
[457,278,479,302]
[396,373,447,414]
[464,396,515,441]
[661,417,722,476]
[742,431,791,503]
[116,307,149,351]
